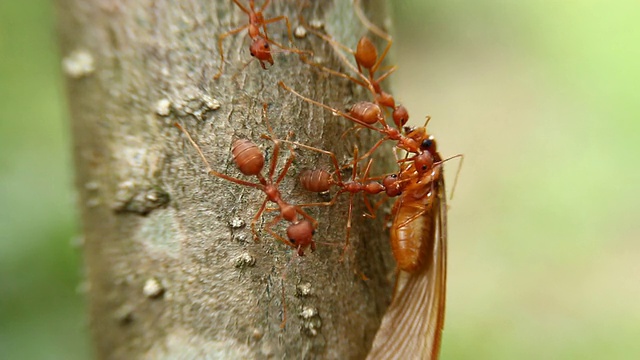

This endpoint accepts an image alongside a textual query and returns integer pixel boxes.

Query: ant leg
[437,153,464,200]
[250,197,270,242]
[261,103,277,139]
[370,194,390,216]
[263,14,294,45]
[232,0,251,15]
[265,138,281,182]
[214,24,251,80]
[397,206,429,229]
[353,0,393,73]
[303,26,376,96]
[264,37,312,58]
[278,249,303,329]
[340,192,356,260]
[356,136,389,164]
[278,81,380,132]
[294,207,319,229]
[277,138,345,185]
[299,55,368,88]
[263,215,297,249]
[258,0,270,12]
[373,65,397,84]
[175,123,262,189]
[258,104,290,183]
[361,194,377,218]
[371,37,393,74]
[296,194,340,209]
[275,141,296,186]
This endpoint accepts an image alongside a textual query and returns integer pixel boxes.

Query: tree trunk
[57,0,395,358]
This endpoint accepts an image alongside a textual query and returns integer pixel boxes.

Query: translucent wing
[367,177,447,360]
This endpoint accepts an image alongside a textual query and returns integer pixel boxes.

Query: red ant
[297,6,409,129]
[213,0,307,79]
[278,81,440,175]
[279,140,398,254]
[174,107,317,257]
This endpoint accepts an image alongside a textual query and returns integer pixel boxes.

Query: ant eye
[422,165,427,170]
[263,43,269,49]
[391,174,398,179]
[421,139,433,149]
[250,51,255,57]
[289,238,296,244]
[312,230,316,235]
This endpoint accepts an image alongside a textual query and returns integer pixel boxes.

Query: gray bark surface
[57,0,395,358]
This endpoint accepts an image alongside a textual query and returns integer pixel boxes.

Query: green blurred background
[1,0,638,359]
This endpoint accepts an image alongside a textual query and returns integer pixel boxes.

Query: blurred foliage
[0,1,90,359]
[1,0,638,359]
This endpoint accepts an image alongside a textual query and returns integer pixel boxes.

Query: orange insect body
[367,145,448,360]
[390,163,442,272]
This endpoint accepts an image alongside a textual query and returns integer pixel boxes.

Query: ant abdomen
[232,139,265,176]
[300,169,332,193]
[355,36,377,70]
[392,105,409,128]
[350,101,383,125]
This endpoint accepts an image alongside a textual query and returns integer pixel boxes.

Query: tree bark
[57,0,395,358]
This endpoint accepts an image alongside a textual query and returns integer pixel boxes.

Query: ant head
[250,38,274,67]
[383,174,402,197]
[414,151,435,175]
[420,134,438,155]
[393,105,409,128]
[355,36,377,70]
[287,221,315,254]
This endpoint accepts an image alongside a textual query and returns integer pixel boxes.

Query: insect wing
[366,177,447,360]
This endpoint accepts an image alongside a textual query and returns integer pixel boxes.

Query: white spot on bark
[143,277,165,298]
[202,95,221,110]
[155,99,171,116]
[294,26,307,38]
[62,50,95,78]
[252,328,263,340]
[299,306,322,336]
[309,19,324,30]
[234,253,256,268]
[300,306,318,319]
[228,217,245,229]
[296,282,313,297]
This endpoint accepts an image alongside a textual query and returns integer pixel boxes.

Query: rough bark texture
[57,0,395,358]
